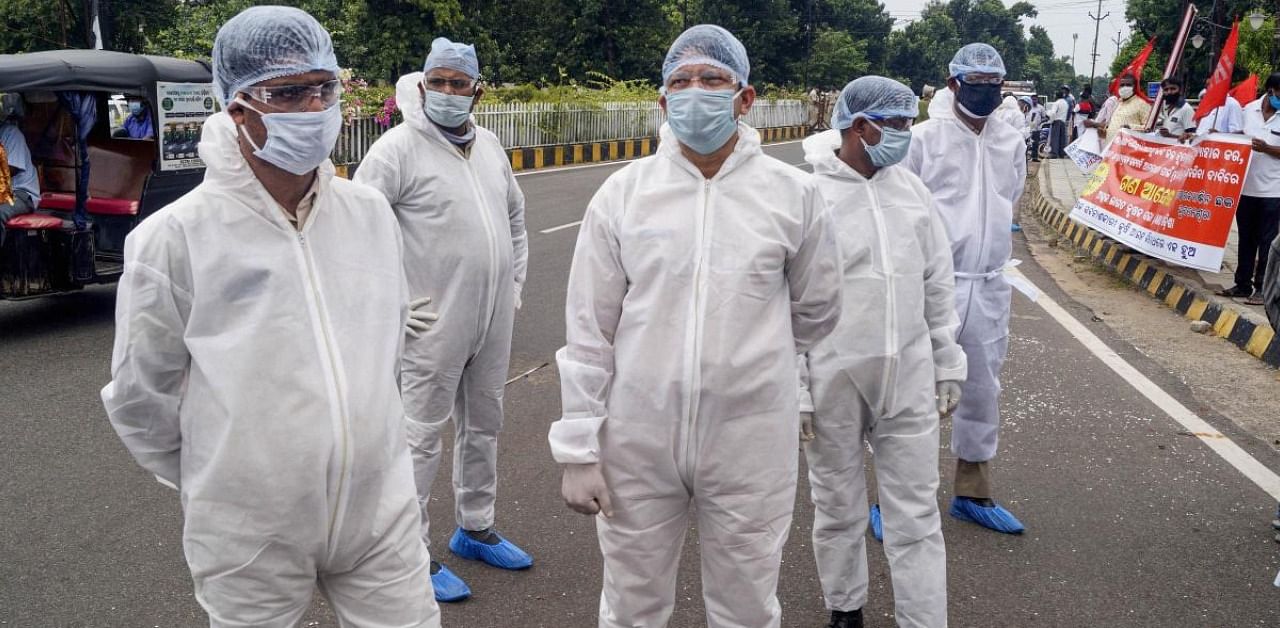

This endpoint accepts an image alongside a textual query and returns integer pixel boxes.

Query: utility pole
[1088,0,1110,81]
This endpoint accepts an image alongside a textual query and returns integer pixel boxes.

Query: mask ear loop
[234,96,267,153]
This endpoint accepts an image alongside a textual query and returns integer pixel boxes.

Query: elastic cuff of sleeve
[548,416,605,464]
[935,362,968,383]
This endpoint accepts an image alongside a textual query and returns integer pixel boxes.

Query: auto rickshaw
[0,50,214,299]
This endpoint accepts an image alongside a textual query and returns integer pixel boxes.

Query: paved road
[3,140,1279,627]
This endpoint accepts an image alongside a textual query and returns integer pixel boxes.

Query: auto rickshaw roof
[0,50,211,95]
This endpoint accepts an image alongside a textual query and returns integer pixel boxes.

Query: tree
[800,28,869,90]
[885,9,960,92]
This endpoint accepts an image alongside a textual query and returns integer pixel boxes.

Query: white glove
[514,284,523,310]
[800,412,815,442]
[406,296,439,339]
[561,463,613,517]
[936,380,962,418]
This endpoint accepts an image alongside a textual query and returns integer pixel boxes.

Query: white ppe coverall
[799,130,965,627]
[550,123,843,628]
[355,72,528,538]
[101,112,440,628]
[993,95,1027,138]
[904,92,1026,464]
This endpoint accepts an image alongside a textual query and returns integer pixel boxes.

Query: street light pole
[1072,33,1078,75]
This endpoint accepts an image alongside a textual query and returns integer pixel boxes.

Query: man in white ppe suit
[100,6,441,627]
[800,76,965,628]
[904,42,1028,535]
[550,24,843,628]
[355,37,530,603]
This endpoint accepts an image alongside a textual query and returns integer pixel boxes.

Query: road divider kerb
[1030,170,1280,368]
[503,125,810,173]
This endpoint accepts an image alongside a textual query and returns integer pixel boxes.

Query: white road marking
[513,139,805,177]
[1010,267,1280,502]
[539,220,584,234]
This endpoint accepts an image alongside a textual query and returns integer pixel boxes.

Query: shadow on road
[0,286,117,343]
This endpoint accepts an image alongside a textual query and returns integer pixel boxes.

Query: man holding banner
[1222,72,1280,305]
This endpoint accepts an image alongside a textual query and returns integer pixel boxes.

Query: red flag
[1195,20,1240,121]
[1230,74,1259,105]
[1110,38,1157,103]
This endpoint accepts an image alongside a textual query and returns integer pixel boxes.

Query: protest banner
[1069,130,1252,272]
[1064,128,1103,173]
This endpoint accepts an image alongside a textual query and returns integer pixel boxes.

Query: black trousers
[1233,194,1280,293]
[0,190,35,246]
[1050,121,1068,157]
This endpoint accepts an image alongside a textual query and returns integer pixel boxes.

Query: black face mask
[955,82,1003,118]
[1163,91,1182,106]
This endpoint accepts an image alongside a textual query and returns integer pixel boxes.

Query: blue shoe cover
[431,563,471,603]
[869,504,884,542]
[1011,223,1023,232]
[949,497,1025,534]
[449,527,534,570]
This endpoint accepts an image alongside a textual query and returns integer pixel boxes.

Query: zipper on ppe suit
[866,182,900,415]
[681,180,713,483]
[957,128,988,337]
[296,229,354,559]
[460,150,503,348]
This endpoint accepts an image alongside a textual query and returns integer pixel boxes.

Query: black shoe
[827,608,864,628]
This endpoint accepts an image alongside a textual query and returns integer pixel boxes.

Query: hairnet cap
[212,6,340,106]
[662,24,750,87]
[423,37,480,79]
[833,76,918,131]
[948,42,1006,79]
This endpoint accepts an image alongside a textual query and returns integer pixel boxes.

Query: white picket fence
[332,99,815,165]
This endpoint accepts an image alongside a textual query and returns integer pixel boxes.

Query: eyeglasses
[665,71,738,91]
[962,76,1003,86]
[424,77,480,93]
[242,79,343,111]
[866,115,913,131]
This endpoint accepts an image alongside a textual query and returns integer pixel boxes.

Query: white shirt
[1196,96,1244,135]
[1048,99,1069,123]
[1242,98,1280,198]
[1158,101,1196,135]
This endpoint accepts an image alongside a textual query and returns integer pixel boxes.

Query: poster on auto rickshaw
[156,81,216,171]
[1069,130,1252,273]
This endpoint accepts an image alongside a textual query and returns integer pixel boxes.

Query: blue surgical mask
[423,89,474,129]
[1269,93,1280,110]
[665,88,741,155]
[129,102,143,117]
[861,121,912,168]
[955,81,1003,118]
[236,98,343,176]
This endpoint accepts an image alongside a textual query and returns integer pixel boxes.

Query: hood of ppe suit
[801,129,965,416]
[926,87,956,121]
[102,107,423,591]
[395,71,433,134]
[903,104,1025,347]
[355,73,528,428]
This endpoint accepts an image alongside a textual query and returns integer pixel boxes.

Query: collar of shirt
[280,175,320,232]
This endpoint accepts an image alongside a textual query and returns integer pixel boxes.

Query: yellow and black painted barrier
[505,125,809,172]
[1029,173,1280,367]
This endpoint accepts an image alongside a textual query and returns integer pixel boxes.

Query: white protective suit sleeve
[788,189,842,354]
[101,255,192,489]
[922,201,967,383]
[507,163,529,306]
[550,198,623,464]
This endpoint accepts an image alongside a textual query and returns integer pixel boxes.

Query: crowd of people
[88,4,1280,628]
